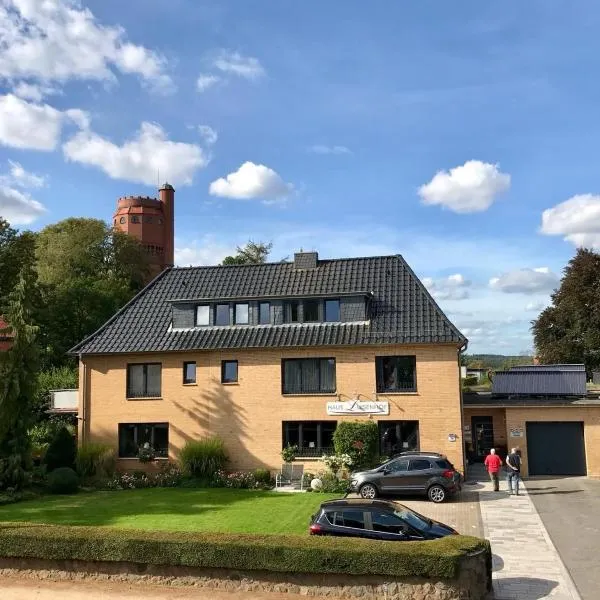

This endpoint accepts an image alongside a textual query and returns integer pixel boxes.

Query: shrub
[178,437,228,479]
[0,522,491,582]
[75,443,116,480]
[137,444,156,463]
[463,376,478,387]
[333,421,378,470]
[105,464,182,490]
[214,470,257,489]
[280,444,298,463]
[47,467,79,494]
[322,454,353,474]
[253,468,274,487]
[313,471,349,494]
[44,427,77,472]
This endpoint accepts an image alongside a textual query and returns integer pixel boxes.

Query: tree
[34,218,150,367]
[532,248,600,372]
[221,240,273,265]
[0,263,40,491]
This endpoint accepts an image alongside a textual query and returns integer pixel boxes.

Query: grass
[0,488,337,535]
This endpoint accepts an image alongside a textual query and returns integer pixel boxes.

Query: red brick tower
[112,183,175,280]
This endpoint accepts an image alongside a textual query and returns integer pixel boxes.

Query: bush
[463,376,478,386]
[313,471,349,494]
[137,445,156,463]
[253,468,274,487]
[280,444,298,463]
[0,522,491,581]
[333,421,379,470]
[47,467,79,494]
[105,464,182,490]
[75,443,116,480]
[179,437,228,479]
[214,470,257,489]
[44,427,76,472]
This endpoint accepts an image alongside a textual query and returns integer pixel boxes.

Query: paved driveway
[528,476,600,600]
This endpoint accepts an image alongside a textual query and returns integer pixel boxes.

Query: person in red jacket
[484,448,503,491]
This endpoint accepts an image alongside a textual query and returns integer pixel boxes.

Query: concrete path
[528,476,600,600]
[477,476,582,600]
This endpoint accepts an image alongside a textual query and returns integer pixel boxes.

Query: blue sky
[2,0,600,354]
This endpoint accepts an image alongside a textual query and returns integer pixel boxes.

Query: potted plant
[280,444,298,463]
[137,442,156,463]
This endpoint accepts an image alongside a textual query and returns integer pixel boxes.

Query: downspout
[79,355,88,446]
[457,340,469,478]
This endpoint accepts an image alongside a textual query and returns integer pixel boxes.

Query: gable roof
[70,254,466,355]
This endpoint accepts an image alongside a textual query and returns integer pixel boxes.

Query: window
[331,510,365,530]
[143,215,153,224]
[126,363,161,398]
[378,420,419,456]
[235,303,249,325]
[370,511,407,535]
[304,300,319,322]
[196,305,210,326]
[376,356,416,392]
[183,361,196,384]
[286,301,299,323]
[259,302,270,325]
[282,358,336,394]
[385,459,408,473]
[131,215,140,224]
[221,360,238,383]
[118,423,168,458]
[409,459,432,471]
[119,216,126,224]
[215,304,230,326]
[325,299,340,322]
[283,421,336,457]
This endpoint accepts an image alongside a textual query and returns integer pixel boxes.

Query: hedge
[0,522,490,580]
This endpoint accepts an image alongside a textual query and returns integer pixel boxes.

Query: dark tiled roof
[71,255,465,355]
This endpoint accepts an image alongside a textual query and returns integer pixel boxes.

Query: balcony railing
[295,446,334,458]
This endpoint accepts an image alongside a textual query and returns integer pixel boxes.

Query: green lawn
[0,489,337,535]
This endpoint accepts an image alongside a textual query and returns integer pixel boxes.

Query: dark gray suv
[347,452,461,503]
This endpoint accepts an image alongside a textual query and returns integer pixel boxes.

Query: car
[309,498,458,541]
[347,452,461,503]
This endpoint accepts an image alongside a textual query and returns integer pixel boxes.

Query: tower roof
[160,182,175,191]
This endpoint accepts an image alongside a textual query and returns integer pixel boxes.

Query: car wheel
[359,483,378,499]
[428,485,446,503]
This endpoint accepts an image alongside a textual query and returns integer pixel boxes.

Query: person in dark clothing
[506,447,521,495]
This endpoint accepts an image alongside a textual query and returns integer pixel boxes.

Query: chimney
[158,182,175,269]
[294,251,318,269]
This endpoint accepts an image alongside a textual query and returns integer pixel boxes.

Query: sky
[1,1,600,355]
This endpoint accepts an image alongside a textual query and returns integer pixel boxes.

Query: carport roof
[463,392,600,407]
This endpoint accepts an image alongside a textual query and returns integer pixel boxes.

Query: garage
[526,422,587,476]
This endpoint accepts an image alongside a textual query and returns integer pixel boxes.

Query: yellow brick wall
[79,344,464,473]
[505,407,600,477]
[463,407,508,450]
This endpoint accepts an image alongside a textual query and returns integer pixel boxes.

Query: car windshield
[394,507,431,531]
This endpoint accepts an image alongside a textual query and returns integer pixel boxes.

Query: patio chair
[275,463,304,490]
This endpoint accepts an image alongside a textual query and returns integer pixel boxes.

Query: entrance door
[526,422,586,476]
[378,421,419,457]
[471,416,494,462]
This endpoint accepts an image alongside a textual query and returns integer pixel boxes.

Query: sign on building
[326,401,389,416]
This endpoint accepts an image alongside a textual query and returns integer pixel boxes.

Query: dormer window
[286,301,299,323]
[304,300,319,322]
[235,303,249,325]
[325,299,341,322]
[259,302,270,324]
[215,304,230,326]
[196,305,210,326]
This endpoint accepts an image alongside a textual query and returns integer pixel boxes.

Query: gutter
[457,339,469,477]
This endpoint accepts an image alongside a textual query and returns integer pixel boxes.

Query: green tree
[532,248,600,371]
[222,240,273,265]
[0,264,40,491]
[34,218,150,367]
[33,365,79,423]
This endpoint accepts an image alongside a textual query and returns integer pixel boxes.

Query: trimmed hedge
[0,522,490,580]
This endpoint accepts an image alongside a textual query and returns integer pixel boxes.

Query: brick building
[0,316,13,352]
[112,183,175,279]
[71,252,467,473]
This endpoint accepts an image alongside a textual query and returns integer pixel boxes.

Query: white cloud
[198,125,218,146]
[63,122,208,186]
[197,74,220,93]
[489,267,559,294]
[423,273,472,300]
[209,161,293,202]
[0,94,64,150]
[0,186,46,225]
[213,51,265,80]
[0,0,170,90]
[419,160,511,213]
[309,145,352,155]
[175,237,234,267]
[13,81,60,102]
[525,301,545,312]
[541,194,600,249]
[0,160,46,188]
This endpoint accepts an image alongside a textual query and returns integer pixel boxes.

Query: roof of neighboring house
[491,363,587,396]
[463,391,600,407]
[70,254,466,355]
